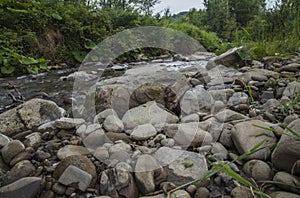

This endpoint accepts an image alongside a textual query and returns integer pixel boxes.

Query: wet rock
[130,124,157,141]
[58,165,92,191]
[6,160,36,184]
[165,122,212,147]
[57,145,90,160]
[272,119,300,173]
[273,172,300,194]
[0,99,65,137]
[53,155,97,187]
[94,109,118,124]
[122,101,178,130]
[180,86,214,116]
[135,154,166,195]
[103,115,124,133]
[210,46,249,68]
[0,177,42,198]
[171,190,191,198]
[23,132,41,149]
[100,162,138,198]
[82,129,111,150]
[243,160,273,181]
[270,191,300,198]
[55,117,85,129]
[214,109,247,123]
[0,134,11,148]
[1,140,25,165]
[153,147,208,186]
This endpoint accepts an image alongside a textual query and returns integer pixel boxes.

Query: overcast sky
[153,0,277,15]
[153,0,205,15]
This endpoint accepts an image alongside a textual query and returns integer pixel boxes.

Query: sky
[153,0,277,15]
[153,0,205,15]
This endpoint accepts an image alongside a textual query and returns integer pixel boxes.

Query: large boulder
[94,65,187,117]
[180,86,214,116]
[231,120,277,160]
[208,46,250,68]
[122,101,179,130]
[0,99,65,137]
[272,119,300,173]
[153,147,208,186]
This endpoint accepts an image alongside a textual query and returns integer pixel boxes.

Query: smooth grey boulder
[103,115,124,133]
[209,46,248,68]
[231,120,277,160]
[122,101,178,130]
[180,86,214,116]
[153,147,208,186]
[272,119,300,173]
[130,124,157,141]
[243,160,273,181]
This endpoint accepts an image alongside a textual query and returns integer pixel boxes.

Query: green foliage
[166,23,222,52]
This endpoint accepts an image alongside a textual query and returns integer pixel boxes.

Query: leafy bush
[165,23,223,52]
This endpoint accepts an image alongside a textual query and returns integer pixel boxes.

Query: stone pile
[0,48,300,198]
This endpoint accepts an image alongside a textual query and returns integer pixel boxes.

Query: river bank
[0,47,299,198]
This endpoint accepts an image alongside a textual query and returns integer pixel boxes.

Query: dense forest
[0,0,299,75]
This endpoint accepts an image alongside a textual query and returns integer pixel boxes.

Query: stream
[0,53,213,115]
